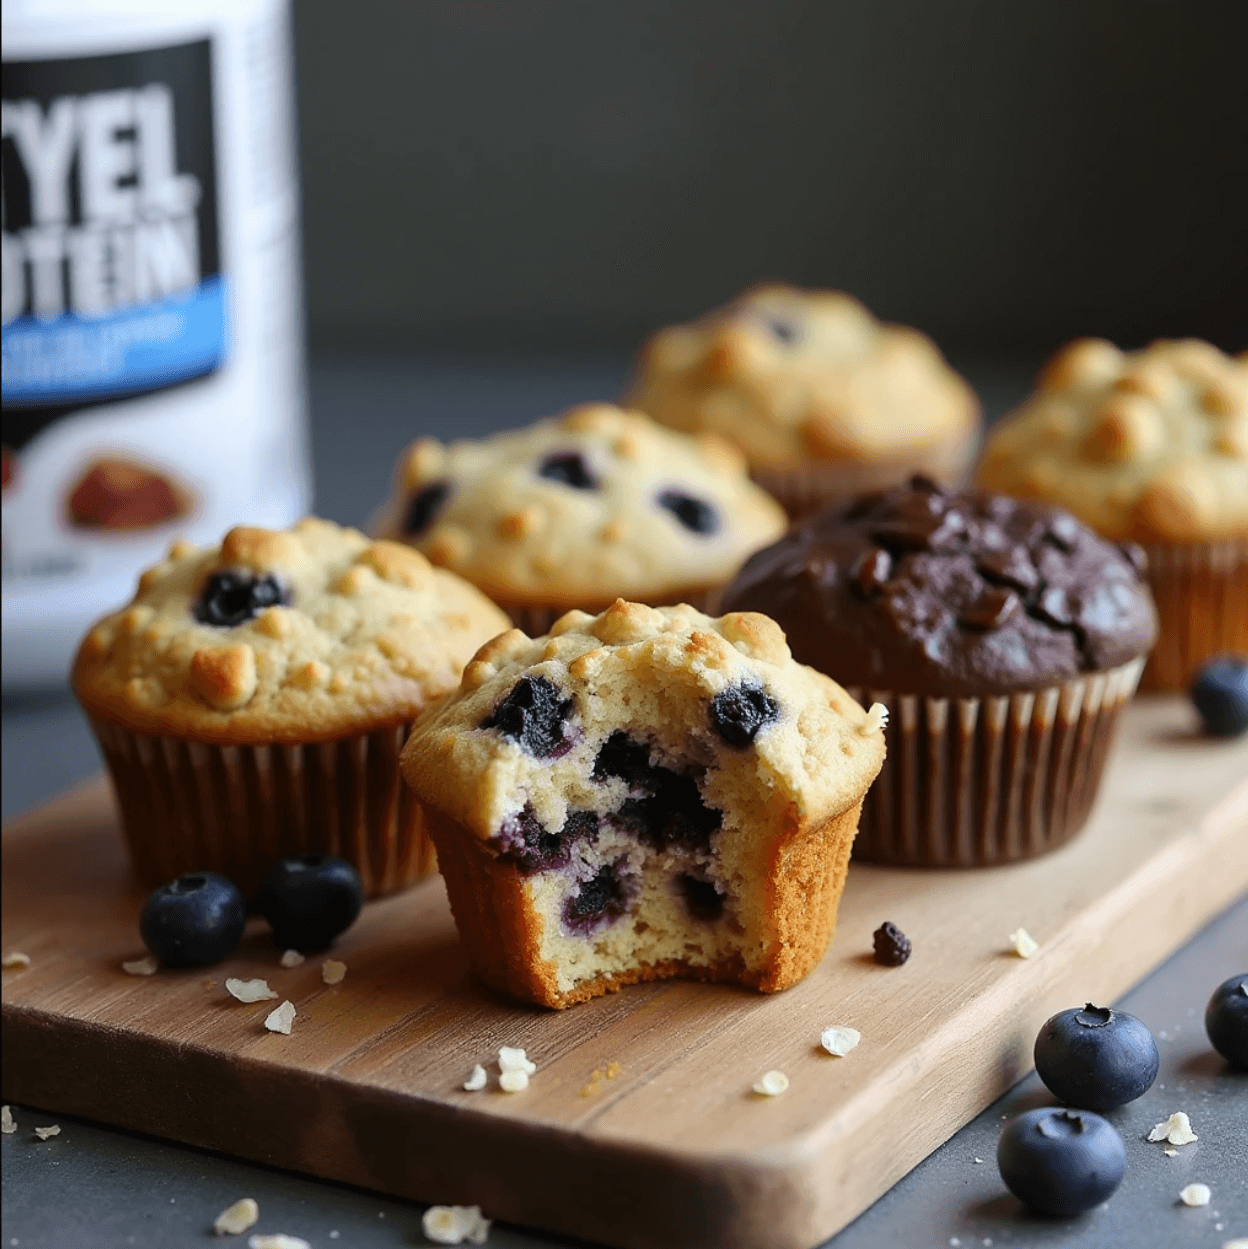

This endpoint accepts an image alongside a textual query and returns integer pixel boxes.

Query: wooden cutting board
[3,697,1247,1249]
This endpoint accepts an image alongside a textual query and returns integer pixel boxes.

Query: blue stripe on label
[2,274,228,403]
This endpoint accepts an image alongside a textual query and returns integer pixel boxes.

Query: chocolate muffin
[722,478,1157,866]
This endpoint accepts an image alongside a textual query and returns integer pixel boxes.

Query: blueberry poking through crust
[257,854,364,953]
[194,571,287,627]
[679,874,725,922]
[537,451,599,490]
[563,862,630,935]
[657,489,721,536]
[709,684,779,747]
[996,1108,1126,1217]
[872,921,911,966]
[482,676,575,758]
[1190,658,1248,738]
[1033,1003,1159,1111]
[140,872,247,968]
[1205,974,1248,1068]
[403,479,452,536]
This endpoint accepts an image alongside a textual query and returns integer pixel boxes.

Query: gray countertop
[3,353,1246,1249]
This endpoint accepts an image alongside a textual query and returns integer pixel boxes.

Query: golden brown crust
[73,517,511,744]
[977,338,1248,542]
[627,284,980,470]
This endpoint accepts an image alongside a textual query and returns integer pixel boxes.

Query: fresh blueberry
[1205,973,1248,1068]
[194,571,286,627]
[678,874,725,921]
[257,854,364,953]
[709,683,779,747]
[497,806,598,874]
[997,1108,1126,1217]
[139,872,246,968]
[872,921,912,967]
[403,479,452,536]
[481,675,575,758]
[537,451,598,490]
[1190,658,1248,737]
[1033,1003,1159,1111]
[563,862,630,935]
[657,489,721,536]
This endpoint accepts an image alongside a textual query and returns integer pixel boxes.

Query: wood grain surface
[3,697,1247,1249]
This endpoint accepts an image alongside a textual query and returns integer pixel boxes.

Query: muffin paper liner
[501,587,721,637]
[1138,539,1248,692]
[87,716,435,899]
[752,423,980,521]
[846,656,1144,867]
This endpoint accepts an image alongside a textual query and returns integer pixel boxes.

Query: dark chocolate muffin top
[721,477,1157,697]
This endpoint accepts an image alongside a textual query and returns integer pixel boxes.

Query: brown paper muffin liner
[752,422,980,521]
[846,657,1144,868]
[500,587,722,637]
[87,715,435,899]
[1138,538,1248,693]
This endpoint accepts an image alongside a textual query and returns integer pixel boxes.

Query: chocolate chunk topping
[872,921,911,966]
[497,805,597,874]
[721,482,1157,697]
[594,731,722,852]
[657,489,721,535]
[537,451,598,490]
[194,571,287,627]
[404,479,452,535]
[709,684,780,747]
[563,861,630,934]
[679,874,725,921]
[482,676,574,758]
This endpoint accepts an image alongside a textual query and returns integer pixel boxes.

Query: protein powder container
[2,0,310,686]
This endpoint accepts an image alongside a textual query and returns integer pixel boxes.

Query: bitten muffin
[375,405,787,633]
[626,284,981,517]
[399,600,886,1008]
[722,479,1157,866]
[73,518,511,897]
[977,338,1248,690]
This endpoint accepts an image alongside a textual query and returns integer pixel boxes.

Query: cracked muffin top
[626,284,979,469]
[400,600,886,844]
[721,478,1158,697]
[72,517,510,743]
[374,404,787,609]
[977,338,1248,543]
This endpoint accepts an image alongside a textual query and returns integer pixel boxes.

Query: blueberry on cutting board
[1034,1004,1159,1110]
[997,1108,1126,1217]
[258,854,364,952]
[1190,658,1248,737]
[1205,974,1248,1068]
[140,872,246,968]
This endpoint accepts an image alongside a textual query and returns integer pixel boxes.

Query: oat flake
[498,1046,536,1075]
[214,1198,259,1235]
[264,1001,296,1034]
[33,1125,60,1140]
[122,956,158,976]
[227,978,278,1004]
[1007,928,1039,959]
[820,1025,862,1056]
[463,1064,488,1092]
[279,950,305,969]
[422,1204,491,1245]
[1148,1111,1198,1146]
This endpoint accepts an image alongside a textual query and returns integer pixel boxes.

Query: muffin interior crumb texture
[403,601,884,1007]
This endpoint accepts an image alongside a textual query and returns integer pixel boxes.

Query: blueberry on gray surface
[257,854,364,953]
[537,450,599,490]
[872,921,911,966]
[139,872,246,968]
[563,861,630,934]
[403,479,452,535]
[498,806,598,874]
[657,489,721,535]
[709,683,780,747]
[194,571,287,627]
[481,675,575,758]
[996,1108,1126,1217]
[1190,658,1248,737]
[1033,1003,1159,1111]
[679,873,725,921]
[1205,973,1248,1068]
[593,731,722,851]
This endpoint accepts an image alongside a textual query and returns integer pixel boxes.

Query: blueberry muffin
[375,404,787,633]
[626,284,981,517]
[399,600,887,1008]
[73,518,511,897]
[977,338,1248,690]
[722,479,1157,866]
